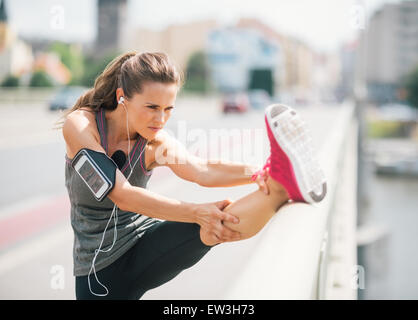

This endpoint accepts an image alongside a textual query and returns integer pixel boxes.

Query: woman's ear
[116,88,125,103]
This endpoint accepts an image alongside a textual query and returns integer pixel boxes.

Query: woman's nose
[154,110,165,123]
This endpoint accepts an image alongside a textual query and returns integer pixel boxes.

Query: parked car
[222,92,250,114]
[49,86,88,111]
[379,103,417,122]
[248,89,271,109]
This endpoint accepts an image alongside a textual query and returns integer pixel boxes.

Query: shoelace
[251,156,271,181]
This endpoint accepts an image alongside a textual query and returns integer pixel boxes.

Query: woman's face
[124,82,178,140]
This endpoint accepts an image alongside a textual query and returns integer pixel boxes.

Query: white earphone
[118,96,125,104]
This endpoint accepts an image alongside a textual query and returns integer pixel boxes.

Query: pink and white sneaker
[252,104,327,204]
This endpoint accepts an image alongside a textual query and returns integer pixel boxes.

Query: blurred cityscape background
[0,0,417,299]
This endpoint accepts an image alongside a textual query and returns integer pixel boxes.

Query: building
[360,0,418,104]
[0,0,8,51]
[206,26,280,95]
[126,19,218,71]
[96,0,128,55]
[126,17,325,100]
[337,40,358,102]
[236,18,316,101]
[312,51,342,104]
[0,0,33,82]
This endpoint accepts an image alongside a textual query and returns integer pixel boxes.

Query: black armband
[71,148,117,202]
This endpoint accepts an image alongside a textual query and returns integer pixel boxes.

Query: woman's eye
[146,105,173,111]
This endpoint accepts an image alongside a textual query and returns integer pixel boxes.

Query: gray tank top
[65,108,159,277]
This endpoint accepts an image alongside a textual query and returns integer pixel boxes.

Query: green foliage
[80,52,120,87]
[1,74,19,87]
[367,120,404,138]
[183,51,211,93]
[29,71,53,87]
[404,65,418,109]
[49,41,84,85]
[48,41,119,87]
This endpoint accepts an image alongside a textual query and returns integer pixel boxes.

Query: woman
[59,51,326,300]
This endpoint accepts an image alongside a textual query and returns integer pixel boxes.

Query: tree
[405,65,418,109]
[49,41,84,85]
[80,51,120,87]
[183,50,211,93]
[29,71,53,87]
[1,74,19,87]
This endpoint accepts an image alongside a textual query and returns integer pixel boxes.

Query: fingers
[207,228,240,244]
[257,171,269,195]
[214,199,233,210]
[213,200,239,224]
[260,177,269,195]
[207,233,221,246]
[218,211,240,224]
[201,203,242,242]
[215,223,241,242]
[223,229,241,242]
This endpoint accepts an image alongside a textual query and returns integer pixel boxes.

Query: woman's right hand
[194,199,241,244]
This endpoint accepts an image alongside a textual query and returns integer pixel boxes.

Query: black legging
[75,221,214,300]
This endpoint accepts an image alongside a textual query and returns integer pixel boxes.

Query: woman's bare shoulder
[145,130,178,169]
[64,108,97,130]
[150,129,181,149]
[62,108,101,158]
[69,107,96,119]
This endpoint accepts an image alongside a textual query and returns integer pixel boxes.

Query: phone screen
[78,158,106,193]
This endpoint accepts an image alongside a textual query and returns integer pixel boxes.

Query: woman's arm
[63,113,241,242]
[154,130,268,191]
[114,171,196,222]
[197,160,258,188]
[118,177,240,242]
[111,169,199,223]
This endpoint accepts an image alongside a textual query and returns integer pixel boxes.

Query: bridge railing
[222,102,358,299]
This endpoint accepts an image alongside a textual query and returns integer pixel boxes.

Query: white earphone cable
[88,98,146,297]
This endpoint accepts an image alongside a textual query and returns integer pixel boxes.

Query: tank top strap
[138,135,153,176]
[96,108,108,153]
[120,135,145,173]
[95,108,149,176]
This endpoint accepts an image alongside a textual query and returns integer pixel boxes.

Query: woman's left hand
[253,168,269,195]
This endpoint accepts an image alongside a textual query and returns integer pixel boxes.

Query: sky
[5,0,404,52]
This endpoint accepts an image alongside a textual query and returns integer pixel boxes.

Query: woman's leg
[75,246,138,300]
[201,104,327,245]
[77,221,214,300]
[124,221,214,299]
[221,176,289,239]
[200,177,288,245]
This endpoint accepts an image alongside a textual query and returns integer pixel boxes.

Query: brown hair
[54,51,184,129]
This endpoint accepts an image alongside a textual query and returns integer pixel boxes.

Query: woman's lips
[148,127,162,132]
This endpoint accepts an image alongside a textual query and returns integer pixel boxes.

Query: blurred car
[222,92,250,114]
[49,86,88,111]
[379,103,417,122]
[248,89,271,109]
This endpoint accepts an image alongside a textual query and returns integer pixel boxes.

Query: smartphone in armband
[72,149,114,202]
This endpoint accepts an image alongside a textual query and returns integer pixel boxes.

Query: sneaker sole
[265,104,327,203]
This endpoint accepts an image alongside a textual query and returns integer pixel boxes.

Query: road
[0,97,342,299]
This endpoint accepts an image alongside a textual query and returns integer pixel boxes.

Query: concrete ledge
[322,119,358,299]
[223,103,356,299]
